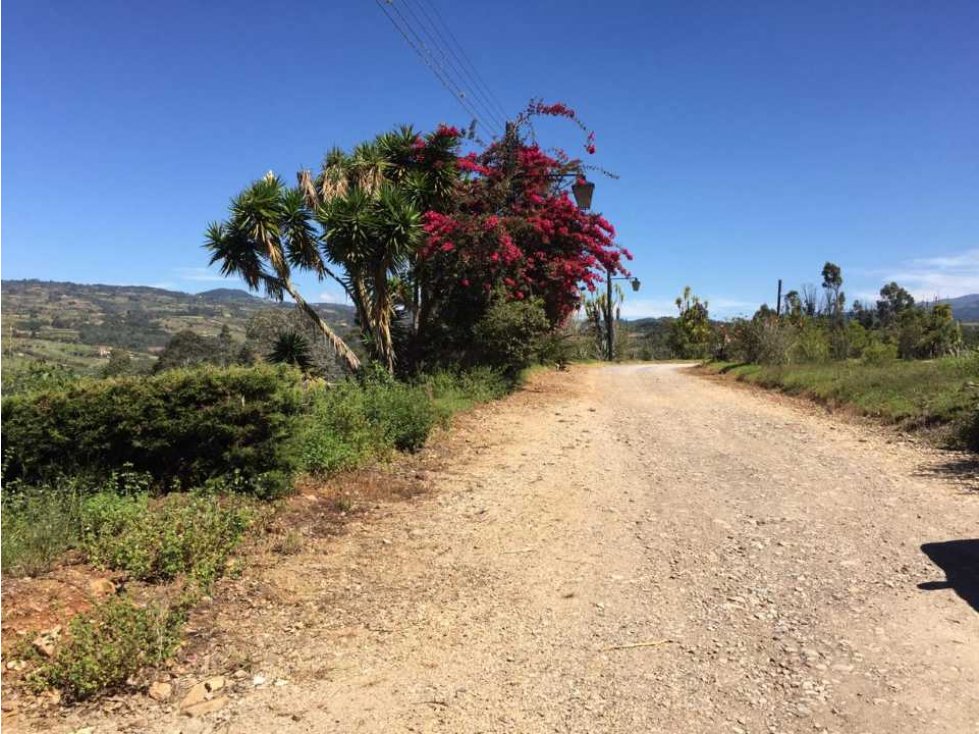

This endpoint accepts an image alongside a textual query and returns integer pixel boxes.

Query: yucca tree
[205,173,362,372]
[267,331,314,372]
[297,126,460,373]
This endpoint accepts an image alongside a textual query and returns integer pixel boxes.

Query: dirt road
[42,364,979,733]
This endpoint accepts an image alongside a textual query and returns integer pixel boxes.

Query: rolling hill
[939,293,979,323]
[1,279,357,374]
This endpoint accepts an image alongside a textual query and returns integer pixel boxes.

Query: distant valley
[1,279,357,375]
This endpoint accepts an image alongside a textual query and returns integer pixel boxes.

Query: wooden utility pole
[776,279,783,317]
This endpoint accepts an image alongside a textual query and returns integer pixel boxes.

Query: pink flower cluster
[419,132,629,324]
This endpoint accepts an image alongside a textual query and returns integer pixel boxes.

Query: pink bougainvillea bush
[405,101,632,368]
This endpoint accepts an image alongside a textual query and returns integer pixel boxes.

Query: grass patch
[1,484,84,576]
[707,354,979,447]
[29,595,188,701]
[80,492,258,585]
[2,482,258,584]
[297,368,513,475]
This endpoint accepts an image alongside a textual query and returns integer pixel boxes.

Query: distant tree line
[684,262,964,364]
[607,261,969,365]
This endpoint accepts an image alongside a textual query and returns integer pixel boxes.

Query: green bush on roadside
[298,382,375,474]
[80,492,256,585]
[362,381,439,452]
[861,340,898,365]
[297,368,511,473]
[1,365,303,494]
[420,367,512,420]
[1,483,84,576]
[961,408,979,452]
[30,596,188,701]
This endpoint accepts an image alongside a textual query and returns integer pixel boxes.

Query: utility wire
[375,0,497,139]
[403,0,507,133]
[414,0,510,125]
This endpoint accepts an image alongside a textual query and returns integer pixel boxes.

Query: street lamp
[571,179,595,210]
[605,272,641,361]
[569,179,642,360]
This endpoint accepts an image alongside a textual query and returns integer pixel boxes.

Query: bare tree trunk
[373,261,395,373]
[281,277,361,372]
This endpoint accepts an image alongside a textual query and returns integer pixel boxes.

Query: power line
[404,0,508,131]
[375,0,493,137]
[414,0,510,125]
[374,0,503,139]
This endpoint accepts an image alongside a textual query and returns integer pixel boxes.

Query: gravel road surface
[33,364,979,733]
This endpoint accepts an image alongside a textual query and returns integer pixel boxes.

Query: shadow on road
[919,539,979,613]
[914,456,979,490]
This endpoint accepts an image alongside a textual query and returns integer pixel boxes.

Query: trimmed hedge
[2,366,303,494]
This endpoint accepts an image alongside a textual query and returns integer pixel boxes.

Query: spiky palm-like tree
[205,173,361,372]
[297,126,460,373]
[267,331,314,372]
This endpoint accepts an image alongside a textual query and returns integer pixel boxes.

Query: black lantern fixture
[571,178,595,210]
[630,277,641,292]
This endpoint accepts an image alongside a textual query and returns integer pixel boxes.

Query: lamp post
[570,178,641,361]
[605,271,641,361]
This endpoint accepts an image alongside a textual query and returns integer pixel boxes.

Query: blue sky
[3,0,978,318]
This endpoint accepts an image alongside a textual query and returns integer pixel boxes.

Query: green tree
[300,127,459,373]
[267,332,314,373]
[896,304,961,358]
[876,282,915,326]
[821,262,845,320]
[669,287,711,359]
[100,349,133,378]
[205,173,362,372]
[155,331,217,372]
[783,290,804,325]
[920,304,961,357]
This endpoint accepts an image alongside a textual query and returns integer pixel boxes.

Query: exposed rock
[181,695,229,717]
[179,682,209,710]
[148,681,172,702]
[32,627,61,658]
[88,578,117,599]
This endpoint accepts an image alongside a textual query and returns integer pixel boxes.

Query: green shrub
[2,365,303,494]
[80,492,255,585]
[298,369,510,473]
[472,298,551,373]
[861,340,898,365]
[1,483,83,576]
[790,323,831,363]
[362,382,438,452]
[961,408,979,452]
[1,361,79,396]
[420,367,511,419]
[31,596,187,701]
[298,383,375,474]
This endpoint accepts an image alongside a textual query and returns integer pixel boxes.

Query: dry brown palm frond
[356,165,384,197]
[297,169,320,208]
[320,165,349,202]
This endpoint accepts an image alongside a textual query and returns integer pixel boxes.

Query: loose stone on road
[35,364,979,733]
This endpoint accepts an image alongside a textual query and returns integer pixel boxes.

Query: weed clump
[80,492,257,585]
[30,596,188,701]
